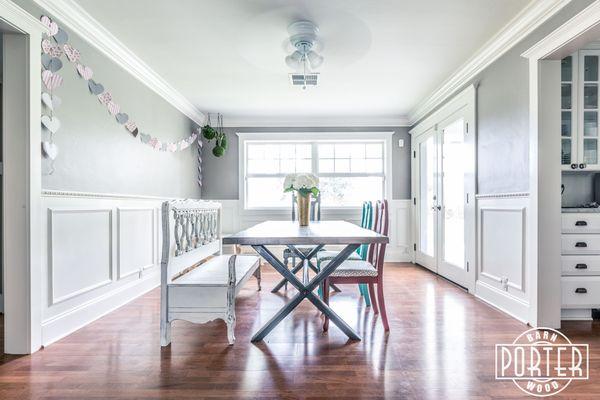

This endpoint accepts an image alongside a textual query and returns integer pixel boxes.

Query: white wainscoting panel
[49,209,113,304]
[41,190,166,346]
[475,193,530,323]
[117,208,158,279]
[217,199,412,262]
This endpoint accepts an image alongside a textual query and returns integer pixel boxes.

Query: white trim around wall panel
[475,195,531,324]
[117,208,159,280]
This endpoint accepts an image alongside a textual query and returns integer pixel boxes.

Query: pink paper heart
[40,16,59,36]
[63,44,80,63]
[124,121,137,133]
[98,91,112,105]
[76,64,93,80]
[167,143,177,152]
[41,39,52,54]
[107,101,120,115]
[42,70,63,90]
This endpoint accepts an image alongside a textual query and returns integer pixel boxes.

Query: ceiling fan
[285,21,323,89]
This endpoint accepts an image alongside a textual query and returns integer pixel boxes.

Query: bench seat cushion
[172,255,259,287]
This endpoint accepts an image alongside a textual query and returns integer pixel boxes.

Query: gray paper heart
[161,143,168,151]
[53,28,68,45]
[41,115,60,133]
[41,92,62,110]
[41,53,52,69]
[115,113,129,124]
[46,57,63,73]
[140,133,150,143]
[88,79,104,95]
[42,141,59,160]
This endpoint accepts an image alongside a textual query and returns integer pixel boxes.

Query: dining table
[222,220,389,342]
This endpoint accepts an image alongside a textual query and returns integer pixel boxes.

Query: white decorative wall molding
[475,192,530,199]
[41,192,167,346]
[408,0,571,124]
[0,0,49,34]
[43,189,174,201]
[475,195,531,323]
[33,0,206,126]
[224,115,410,128]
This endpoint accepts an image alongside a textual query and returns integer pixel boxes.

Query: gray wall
[15,0,201,198]
[200,126,410,200]
[417,0,594,194]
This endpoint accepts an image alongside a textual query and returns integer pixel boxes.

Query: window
[242,135,389,209]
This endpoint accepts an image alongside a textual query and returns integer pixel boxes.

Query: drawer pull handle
[575,242,588,248]
[575,288,588,294]
[575,221,588,226]
[575,263,588,269]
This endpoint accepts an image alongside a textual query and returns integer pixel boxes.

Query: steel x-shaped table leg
[251,244,361,342]
[271,245,341,293]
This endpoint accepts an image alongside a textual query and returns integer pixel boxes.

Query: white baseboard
[561,308,593,321]
[41,269,159,346]
[475,280,530,324]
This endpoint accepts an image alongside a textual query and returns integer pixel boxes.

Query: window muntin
[244,139,386,209]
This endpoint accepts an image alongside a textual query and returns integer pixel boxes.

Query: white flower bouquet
[283,173,320,197]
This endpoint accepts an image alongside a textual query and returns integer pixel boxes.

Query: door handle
[575,288,588,294]
[575,242,588,248]
[431,205,442,211]
[575,263,588,269]
[575,221,588,226]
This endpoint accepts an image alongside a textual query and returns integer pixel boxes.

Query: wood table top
[222,220,389,246]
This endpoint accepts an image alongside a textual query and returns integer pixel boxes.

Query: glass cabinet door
[561,55,577,168]
[580,51,600,168]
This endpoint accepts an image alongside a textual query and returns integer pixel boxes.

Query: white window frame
[238,132,394,213]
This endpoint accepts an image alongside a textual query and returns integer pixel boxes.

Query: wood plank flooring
[1,263,599,399]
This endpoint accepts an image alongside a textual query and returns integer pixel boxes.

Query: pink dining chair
[322,199,390,331]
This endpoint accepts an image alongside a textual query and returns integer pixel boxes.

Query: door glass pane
[561,111,572,137]
[584,84,598,109]
[561,84,572,109]
[442,119,465,269]
[561,56,572,81]
[585,56,599,81]
[562,139,572,165]
[584,139,598,164]
[584,111,598,137]
[419,136,436,258]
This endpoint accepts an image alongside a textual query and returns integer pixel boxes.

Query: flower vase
[297,193,311,226]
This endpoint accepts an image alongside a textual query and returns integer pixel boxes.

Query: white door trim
[1,0,47,354]
[522,0,600,328]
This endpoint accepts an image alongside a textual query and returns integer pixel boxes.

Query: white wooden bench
[160,200,260,346]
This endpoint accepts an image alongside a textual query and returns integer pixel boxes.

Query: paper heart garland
[124,121,138,137]
[53,28,69,46]
[115,113,129,124]
[42,141,59,160]
[76,64,93,80]
[140,133,151,143]
[40,16,58,36]
[42,70,63,90]
[167,143,177,152]
[41,39,52,53]
[98,91,112,105]
[41,115,61,133]
[63,44,80,63]
[107,101,120,116]
[41,92,62,110]
[41,54,63,72]
[88,80,104,95]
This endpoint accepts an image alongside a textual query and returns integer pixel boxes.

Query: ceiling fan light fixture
[307,51,324,69]
[285,50,303,69]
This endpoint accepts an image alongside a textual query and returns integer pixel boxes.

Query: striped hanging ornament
[197,139,203,187]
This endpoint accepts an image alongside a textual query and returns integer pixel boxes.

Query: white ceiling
[74,0,529,125]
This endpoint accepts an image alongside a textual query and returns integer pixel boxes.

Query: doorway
[411,85,476,291]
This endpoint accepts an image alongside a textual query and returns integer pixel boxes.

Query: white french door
[413,108,475,291]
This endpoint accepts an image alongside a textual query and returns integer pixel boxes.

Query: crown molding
[408,0,572,125]
[0,0,49,34]
[222,115,410,128]
[33,0,206,126]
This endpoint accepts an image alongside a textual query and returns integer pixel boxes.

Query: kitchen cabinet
[561,50,600,171]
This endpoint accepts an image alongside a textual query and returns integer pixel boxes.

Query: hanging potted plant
[201,113,228,157]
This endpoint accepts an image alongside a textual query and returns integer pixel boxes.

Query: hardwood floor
[1,263,599,399]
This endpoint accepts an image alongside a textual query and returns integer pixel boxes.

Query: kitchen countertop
[562,208,600,213]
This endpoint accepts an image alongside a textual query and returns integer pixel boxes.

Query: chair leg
[368,283,378,314]
[376,281,389,331]
[323,279,330,332]
[254,265,261,291]
[283,254,290,290]
[359,284,371,307]
[160,320,171,347]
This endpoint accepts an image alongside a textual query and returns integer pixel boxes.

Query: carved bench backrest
[161,199,221,284]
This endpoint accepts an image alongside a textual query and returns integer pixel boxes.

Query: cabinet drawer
[562,255,600,275]
[562,213,600,233]
[562,276,600,308]
[561,234,600,254]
